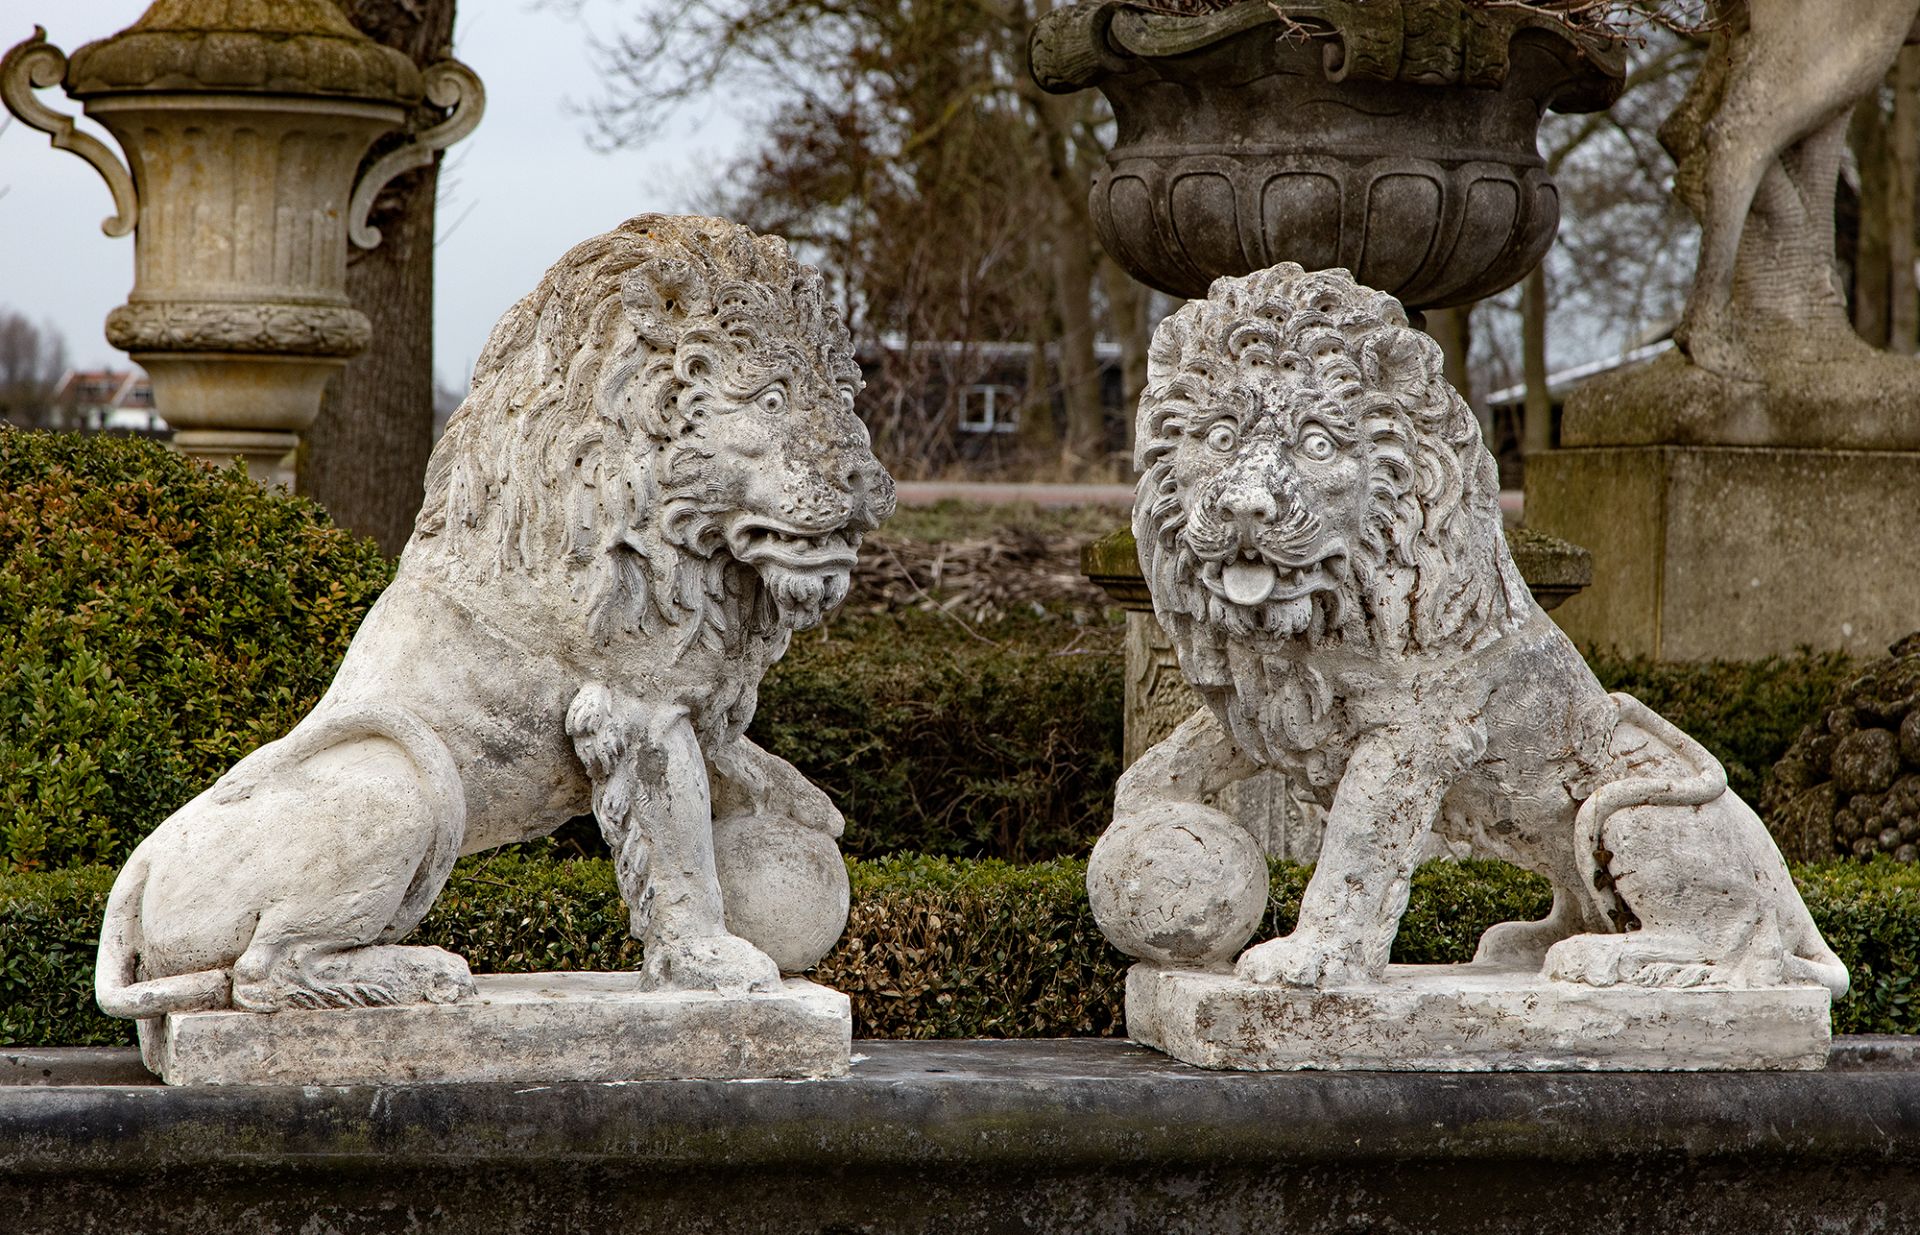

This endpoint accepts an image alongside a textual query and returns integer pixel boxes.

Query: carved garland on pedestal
[105,302,373,357]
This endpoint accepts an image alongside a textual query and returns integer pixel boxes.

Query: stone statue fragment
[1092,263,1846,1070]
[94,214,893,1083]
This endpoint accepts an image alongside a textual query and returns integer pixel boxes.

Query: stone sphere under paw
[1087,805,1267,967]
[712,813,849,973]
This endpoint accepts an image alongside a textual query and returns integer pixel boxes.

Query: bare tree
[571,0,1143,477]
[1848,45,1920,353]
[0,310,69,429]
[301,0,458,555]
[1469,30,1703,459]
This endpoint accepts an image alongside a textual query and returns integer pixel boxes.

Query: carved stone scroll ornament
[94,216,895,1083]
[0,4,485,484]
[1091,264,1848,1070]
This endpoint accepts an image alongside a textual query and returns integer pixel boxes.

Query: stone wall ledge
[3,1038,1918,1233]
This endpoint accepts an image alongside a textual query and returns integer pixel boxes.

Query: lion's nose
[839,455,885,495]
[1217,479,1279,527]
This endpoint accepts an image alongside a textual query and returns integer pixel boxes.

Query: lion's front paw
[641,933,782,995]
[1234,934,1362,988]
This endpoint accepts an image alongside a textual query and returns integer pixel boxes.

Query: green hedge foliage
[0,431,393,871]
[6,856,1915,1048]
[756,612,1122,861]
[0,431,1866,870]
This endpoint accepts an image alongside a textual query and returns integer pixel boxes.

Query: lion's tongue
[1222,560,1278,606]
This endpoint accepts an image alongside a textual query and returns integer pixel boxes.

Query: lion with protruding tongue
[1090,263,1848,1001]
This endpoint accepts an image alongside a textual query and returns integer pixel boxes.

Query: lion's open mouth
[1200,553,1333,608]
[725,518,860,574]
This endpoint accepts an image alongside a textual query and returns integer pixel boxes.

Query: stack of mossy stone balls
[1765,632,1920,861]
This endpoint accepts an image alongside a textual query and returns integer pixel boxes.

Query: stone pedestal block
[1125,963,1833,1072]
[1526,445,1920,660]
[141,974,851,1086]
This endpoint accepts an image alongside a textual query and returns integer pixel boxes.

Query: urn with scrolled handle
[1,2,483,485]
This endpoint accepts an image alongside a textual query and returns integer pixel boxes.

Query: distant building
[53,369,167,436]
[1482,338,1671,486]
[856,336,1129,465]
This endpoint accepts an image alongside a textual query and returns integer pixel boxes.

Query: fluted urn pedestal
[2,1,481,487]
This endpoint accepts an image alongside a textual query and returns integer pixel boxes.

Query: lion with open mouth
[1092,263,1848,1000]
[96,215,894,1026]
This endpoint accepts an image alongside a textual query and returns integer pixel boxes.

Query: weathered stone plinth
[141,974,851,1086]
[1126,962,1833,1072]
[1526,445,1920,660]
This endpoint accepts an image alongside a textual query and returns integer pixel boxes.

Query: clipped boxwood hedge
[0,429,1872,871]
[6,856,1916,1048]
[0,431,1120,871]
[0,430,393,872]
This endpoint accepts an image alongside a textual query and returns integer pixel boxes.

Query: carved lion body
[98,216,894,1022]
[1092,264,1847,996]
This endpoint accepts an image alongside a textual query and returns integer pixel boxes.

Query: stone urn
[1029,0,1623,307]
[1,1,482,485]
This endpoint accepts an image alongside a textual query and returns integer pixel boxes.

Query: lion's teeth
[1222,559,1278,606]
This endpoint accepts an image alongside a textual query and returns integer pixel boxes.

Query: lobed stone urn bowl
[1029,0,1623,308]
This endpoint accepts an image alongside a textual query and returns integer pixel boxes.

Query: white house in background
[1482,339,1674,422]
[52,368,166,434]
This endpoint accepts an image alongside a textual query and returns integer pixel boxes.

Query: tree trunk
[1521,264,1553,458]
[1424,304,1475,421]
[1891,44,1920,353]
[1099,255,1150,457]
[301,0,458,556]
[1851,87,1892,346]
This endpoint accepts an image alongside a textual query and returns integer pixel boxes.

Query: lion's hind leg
[235,941,474,1011]
[1543,930,1720,989]
[1472,889,1592,969]
[224,712,470,1013]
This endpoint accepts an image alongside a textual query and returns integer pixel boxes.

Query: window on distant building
[958,384,1019,435]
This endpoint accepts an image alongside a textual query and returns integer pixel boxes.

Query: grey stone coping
[3,1039,1917,1233]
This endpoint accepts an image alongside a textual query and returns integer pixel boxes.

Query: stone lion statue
[1088,263,1847,998]
[97,214,894,1022]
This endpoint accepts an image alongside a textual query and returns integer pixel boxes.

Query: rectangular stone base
[1126,963,1832,1071]
[1524,445,1920,661]
[142,973,851,1086]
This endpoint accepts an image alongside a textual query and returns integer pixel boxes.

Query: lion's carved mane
[1134,265,1530,771]
[410,214,866,660]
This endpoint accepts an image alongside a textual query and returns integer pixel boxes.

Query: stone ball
[1901,711,1920,768]
[1833,728,1901,795]
[1087,803,1267,967]
[712,814,849,973]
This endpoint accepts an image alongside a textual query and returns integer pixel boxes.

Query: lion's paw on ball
[712,813,850,973]
[1087,804,1267,967]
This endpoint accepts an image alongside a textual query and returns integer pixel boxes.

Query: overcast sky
[0,1,744,389]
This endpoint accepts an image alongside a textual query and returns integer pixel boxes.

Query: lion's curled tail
[1575,692,1848,999]
[95,704,465,1020]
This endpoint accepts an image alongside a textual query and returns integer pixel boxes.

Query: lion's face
[411,213,896,654]
[1164,364,1379,643]
[1133,264,1523,762]
[658,360,894,633]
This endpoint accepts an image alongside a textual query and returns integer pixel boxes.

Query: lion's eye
[1297,428,1336,461]
[757,385,788,414]
[1206,423,1237,453]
